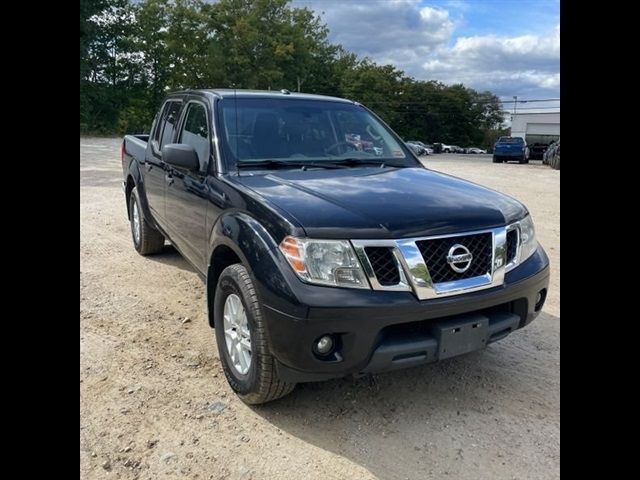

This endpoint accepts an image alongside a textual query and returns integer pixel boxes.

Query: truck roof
[170,89,354,104]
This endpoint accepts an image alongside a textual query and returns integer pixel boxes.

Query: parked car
[543,140,559,165]
[440,143,453,153]
[528,143,548,160]
[451,145,465,153]
[492,137,529,164]
[420,143,435,155]
[121,89,550,404]
[548,141,560,170]
[407,141,432,155]
[467,147,487,154]
[405,142,426,156]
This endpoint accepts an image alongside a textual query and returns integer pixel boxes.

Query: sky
[292,0,560,113]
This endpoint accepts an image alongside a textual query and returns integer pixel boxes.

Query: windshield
[497,137,523,144]
[218,98,416,167]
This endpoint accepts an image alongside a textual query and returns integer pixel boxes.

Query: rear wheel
[130,187,165,255]
[492,155,502,163]
[214,264,295,404]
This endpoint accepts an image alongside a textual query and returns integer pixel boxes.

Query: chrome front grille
[352,226,510,300]
[364,247,401,285]
[416,232,493,283]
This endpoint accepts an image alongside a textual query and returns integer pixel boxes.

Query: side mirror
[162,143,199,171]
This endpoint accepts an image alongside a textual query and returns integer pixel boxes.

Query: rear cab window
[497,137,524,144]
[152,100,183,154]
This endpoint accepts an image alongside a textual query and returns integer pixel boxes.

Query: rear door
[164,99,211,270]
[145,99,183,227]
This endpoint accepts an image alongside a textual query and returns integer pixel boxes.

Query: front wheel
[214,264,295,404]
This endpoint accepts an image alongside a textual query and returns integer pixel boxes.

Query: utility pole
[513,96,518,114]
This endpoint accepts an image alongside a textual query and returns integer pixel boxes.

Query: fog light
[535,289,547,312]
[314,335,334,355]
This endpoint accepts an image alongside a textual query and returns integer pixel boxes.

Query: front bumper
[260,247,550,383]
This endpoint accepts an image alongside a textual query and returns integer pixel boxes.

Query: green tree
[80,0,509,142]
[81,0,139,133]
[135,0,171,109]
[339,60,405,126]
[165,0,211,90]
[81,0,109,82]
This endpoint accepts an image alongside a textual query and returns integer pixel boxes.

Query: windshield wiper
[323,158,409,168]
[237,159,348,170]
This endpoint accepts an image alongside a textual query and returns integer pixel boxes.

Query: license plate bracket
[434,314,489,360]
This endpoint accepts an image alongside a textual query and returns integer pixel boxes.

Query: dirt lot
[80,138,559,480]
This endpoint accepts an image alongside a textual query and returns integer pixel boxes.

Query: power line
[363,105,560,113]
[500,98,560,104]
[502,106,560,111]
[364,98,559,106]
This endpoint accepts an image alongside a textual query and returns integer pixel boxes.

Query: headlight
[279,236,369,289]
[518,214,537,262]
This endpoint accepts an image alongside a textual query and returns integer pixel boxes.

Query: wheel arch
[125,175,136,219]
[124,161,154,224]
[205,212,299,327]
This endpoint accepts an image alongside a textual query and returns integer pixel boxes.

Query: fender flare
[124,159,154,225]
[206,211,304,327]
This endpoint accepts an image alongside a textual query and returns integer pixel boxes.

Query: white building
[510,112,560,145]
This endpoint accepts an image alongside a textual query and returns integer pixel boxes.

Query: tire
[551,153,560,170]
[492,155,502,163]
[214,264,295,405]
[129,187,165,255]
[519,153,528,164]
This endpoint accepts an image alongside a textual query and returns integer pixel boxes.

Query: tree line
[80,0,507,148]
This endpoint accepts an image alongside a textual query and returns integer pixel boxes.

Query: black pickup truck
[121,89,549,404]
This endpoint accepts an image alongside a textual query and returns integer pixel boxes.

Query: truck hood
[236,167,527,238]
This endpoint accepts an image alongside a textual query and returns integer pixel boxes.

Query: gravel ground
[80,138,559,480]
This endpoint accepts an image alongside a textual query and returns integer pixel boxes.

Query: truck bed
[122,135,149,176]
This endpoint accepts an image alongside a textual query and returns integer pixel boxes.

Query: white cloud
[422,26,559,97]
[445,25,559,71]
[294,1,559,99]
[297,0,454,69]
